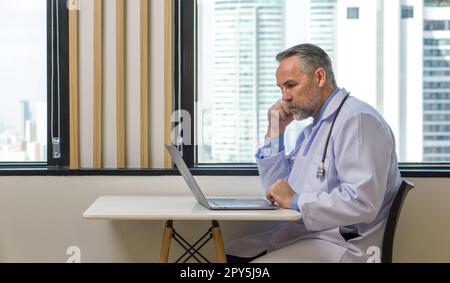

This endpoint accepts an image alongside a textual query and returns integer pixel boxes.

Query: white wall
[0,175,275,263]
[0,176,449,263]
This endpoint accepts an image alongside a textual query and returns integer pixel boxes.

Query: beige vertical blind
[69,0,79,169]
[164,0,173,169]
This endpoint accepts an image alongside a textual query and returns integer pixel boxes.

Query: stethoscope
[316,93,350,178]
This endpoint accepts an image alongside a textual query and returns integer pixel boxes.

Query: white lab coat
[225,88,403,263]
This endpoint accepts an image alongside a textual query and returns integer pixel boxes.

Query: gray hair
[276,44,337,88]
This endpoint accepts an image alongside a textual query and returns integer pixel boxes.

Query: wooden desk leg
[211,220,227,263]
[159,220,173,263]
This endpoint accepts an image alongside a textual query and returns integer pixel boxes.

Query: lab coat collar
[317,88,350,123]
[312,88,340,126]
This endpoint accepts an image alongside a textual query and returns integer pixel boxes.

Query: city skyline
[0,100,47,161]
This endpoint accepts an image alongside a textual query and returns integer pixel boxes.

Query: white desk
[83,196,302,263]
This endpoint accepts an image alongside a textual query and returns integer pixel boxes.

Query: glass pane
[197,0,450,164]
[0,0,47,162]
[347,7,359,19]
[424,0,450,7]
[401,6,413,19]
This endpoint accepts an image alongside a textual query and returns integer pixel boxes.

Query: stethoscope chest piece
[317,162,325,178]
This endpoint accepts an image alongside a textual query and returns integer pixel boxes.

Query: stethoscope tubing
[317,93,350,178]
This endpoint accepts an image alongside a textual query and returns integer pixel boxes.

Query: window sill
[0,164,449,177]
[0,167,175,176]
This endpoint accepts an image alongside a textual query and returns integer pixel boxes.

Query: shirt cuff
[291,193,300,211]
[256,135,285,159]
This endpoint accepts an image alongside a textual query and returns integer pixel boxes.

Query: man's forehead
[276,58,303,80]
[277,57,303,73]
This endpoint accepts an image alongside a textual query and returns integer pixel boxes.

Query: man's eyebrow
[283,79,297,85]
[278,80,298,87]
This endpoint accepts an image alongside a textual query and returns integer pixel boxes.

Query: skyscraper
[422,0,450,161]
[210,0,285,163]
[308,0,337,63]
[335,0,424,162]
[17,100,31,140]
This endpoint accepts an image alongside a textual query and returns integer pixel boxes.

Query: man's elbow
[356,200,380,223]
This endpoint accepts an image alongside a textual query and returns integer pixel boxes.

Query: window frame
[175,0,450,177]
[46,0,70,167]
[174,0,196,168]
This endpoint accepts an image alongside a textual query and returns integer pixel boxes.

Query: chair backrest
[381,179,414,263]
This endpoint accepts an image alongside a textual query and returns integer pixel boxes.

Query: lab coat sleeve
[256,150,291,194]
[298,114,393,232]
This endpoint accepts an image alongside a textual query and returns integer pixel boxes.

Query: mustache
[284,102,299,112]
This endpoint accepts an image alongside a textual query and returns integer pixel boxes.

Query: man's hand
[266,180,296,209]
[266,100,294,139]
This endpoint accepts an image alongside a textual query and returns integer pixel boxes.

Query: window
[424,20,446,31]
[347,7,359,19]
[425,0,450,7]
[178,0,450,166]
[402,6,414,19]
[0,0,47,163]
[0,0,68,166]
[424,38,450,45]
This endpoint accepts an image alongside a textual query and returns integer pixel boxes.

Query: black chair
[381,179,414,263]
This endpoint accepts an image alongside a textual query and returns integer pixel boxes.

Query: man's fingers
[269,100,292,123]
[266,189,275,203]
[273,102,289,121]
[278,109,286,121]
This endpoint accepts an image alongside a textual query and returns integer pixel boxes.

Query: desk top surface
[83,196,302,221]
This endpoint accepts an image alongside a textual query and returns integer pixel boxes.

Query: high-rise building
[422,0,450,161]
[17,100,31,140]
[34,102,47,148]
[334,0,424,162]
[25,120,37,143]
[210,0,285,163]
[308,0,337,63]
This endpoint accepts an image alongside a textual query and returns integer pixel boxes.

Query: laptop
[165,144,278,210]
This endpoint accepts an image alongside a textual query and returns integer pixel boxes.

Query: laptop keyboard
[209,199,239,207]
[209,198,269,207]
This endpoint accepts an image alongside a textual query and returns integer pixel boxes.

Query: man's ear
[315,68,327,87]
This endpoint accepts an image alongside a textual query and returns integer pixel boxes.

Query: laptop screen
[165,145,210,207]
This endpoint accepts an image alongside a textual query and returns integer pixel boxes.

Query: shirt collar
[313,87,340,126]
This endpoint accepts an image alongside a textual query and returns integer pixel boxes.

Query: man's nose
[281,90,291,101]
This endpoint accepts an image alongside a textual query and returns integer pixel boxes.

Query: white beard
[289,90,322,121]
[292,109,313,121]
[293,112,304,121]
